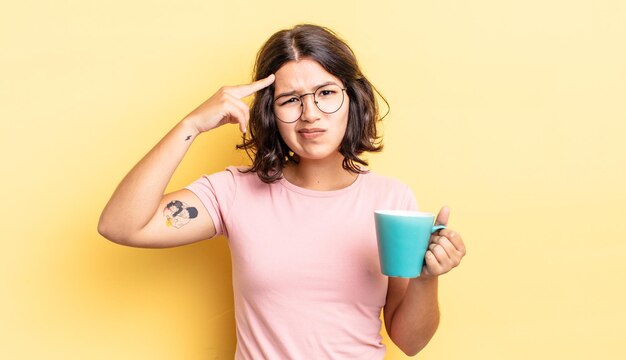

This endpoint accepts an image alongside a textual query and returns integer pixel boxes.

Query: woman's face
[273,58,349,163]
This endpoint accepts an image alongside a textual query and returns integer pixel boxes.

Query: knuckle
[218,94,229,104]
[223,90,235,100]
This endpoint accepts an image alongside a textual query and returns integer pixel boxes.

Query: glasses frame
[272,84,347,124]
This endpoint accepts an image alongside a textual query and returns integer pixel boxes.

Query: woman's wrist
[179,116,202,138]
[409,275,438,290]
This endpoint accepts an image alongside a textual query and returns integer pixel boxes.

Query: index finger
[439,229,465,253]
[230,74,275,99]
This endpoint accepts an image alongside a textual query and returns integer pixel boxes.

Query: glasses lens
[273,84,345,123]
[274,95,301,123]
[315,84,344,113]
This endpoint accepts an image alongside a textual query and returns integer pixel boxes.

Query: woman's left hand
[421,206,466,278]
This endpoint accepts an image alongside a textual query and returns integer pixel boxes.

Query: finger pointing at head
[231,74,275,99]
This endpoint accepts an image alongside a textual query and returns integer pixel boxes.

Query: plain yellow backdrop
[2,0,625,359]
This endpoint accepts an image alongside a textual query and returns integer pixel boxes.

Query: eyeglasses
[273,83,347,123]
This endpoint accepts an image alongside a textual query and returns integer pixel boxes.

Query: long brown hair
[237,24,387,183]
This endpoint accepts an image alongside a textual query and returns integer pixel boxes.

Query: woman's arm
[384,277,440,356]
[384,208,466,355]
[97,118,207,245]
[97,74,275,247]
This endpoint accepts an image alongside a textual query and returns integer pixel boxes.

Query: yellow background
[2,0,625,358]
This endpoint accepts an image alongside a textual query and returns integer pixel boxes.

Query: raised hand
[184,74,275,134]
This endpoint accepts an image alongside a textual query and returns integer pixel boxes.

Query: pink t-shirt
[185,166,418,359]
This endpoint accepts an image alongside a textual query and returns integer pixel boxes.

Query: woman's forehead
[273,58,342,93]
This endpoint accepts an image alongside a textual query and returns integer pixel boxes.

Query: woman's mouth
[298,128,326,139]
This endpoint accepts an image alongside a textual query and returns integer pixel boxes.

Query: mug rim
[374,210,435,217]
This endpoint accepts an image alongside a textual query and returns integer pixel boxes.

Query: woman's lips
[298,128,326,139]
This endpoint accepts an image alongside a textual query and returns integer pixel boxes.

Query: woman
[98,24,466,359]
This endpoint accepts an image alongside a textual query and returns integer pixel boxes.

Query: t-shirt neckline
[279,171,365,197]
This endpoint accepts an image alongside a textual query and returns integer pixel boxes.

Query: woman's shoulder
[360,169,418,209]
[360,169,411,191]
[223,165,275,190]
[190,166,254,187]
[224,165,252,176]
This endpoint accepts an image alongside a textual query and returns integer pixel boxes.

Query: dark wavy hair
[237,24,388,183]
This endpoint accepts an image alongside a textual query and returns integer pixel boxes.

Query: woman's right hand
[183,74,275,134]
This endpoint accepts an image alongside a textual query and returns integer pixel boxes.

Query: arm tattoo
[163,200,198,228]
[185,135,192,141]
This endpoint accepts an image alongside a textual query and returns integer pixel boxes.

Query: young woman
[98,24,466,359]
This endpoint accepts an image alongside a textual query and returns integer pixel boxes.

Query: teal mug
[374,210,446,278]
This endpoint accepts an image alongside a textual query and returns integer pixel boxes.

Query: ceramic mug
[374,210,446,278]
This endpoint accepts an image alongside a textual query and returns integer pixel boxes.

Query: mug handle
[431,224,446,234]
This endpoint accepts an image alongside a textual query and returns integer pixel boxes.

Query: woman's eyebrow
[275,81,338,98]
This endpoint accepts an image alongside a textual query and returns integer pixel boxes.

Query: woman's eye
[319,90,336,96]
[279,97,300,106]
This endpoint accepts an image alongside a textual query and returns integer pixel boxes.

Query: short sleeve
[401,184,419,212]
[184,168,237,238]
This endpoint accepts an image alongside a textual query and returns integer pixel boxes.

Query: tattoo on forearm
[185,135,192,141]
[164,200,198,228]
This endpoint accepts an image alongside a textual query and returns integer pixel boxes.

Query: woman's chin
[292,149,343,163]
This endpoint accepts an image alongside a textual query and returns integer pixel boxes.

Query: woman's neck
[282,155,359,191]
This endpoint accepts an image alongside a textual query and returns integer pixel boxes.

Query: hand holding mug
[421,206,466,278]
[374,206,466,278]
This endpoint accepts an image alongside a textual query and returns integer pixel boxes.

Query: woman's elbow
[396,337,433,357]
[97,219,129,245]
[404,345,426,357]
[391,319,440,356]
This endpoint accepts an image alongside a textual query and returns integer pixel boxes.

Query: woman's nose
[300,94,321,122]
